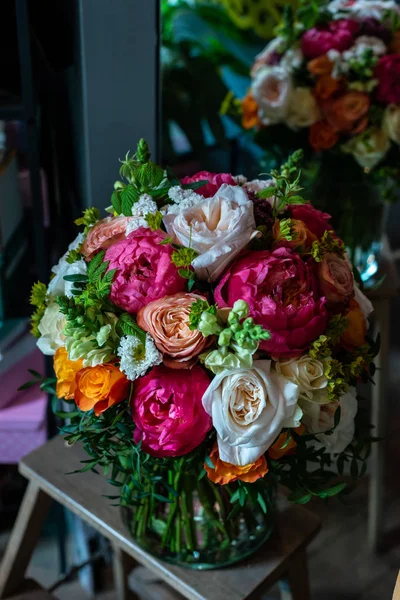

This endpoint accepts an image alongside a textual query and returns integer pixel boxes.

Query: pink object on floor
[0,347,45,410]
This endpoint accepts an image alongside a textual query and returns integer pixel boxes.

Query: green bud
[242,317,254,330]
[198,312,222,337]
[228,310,239,326]
[96,324,112,347]
[218,329,232,346]
[232,300,249,320]
[230,323,241,334]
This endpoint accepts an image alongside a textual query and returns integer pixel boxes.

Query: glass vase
[309,153,387,287]
[122,471,275,570]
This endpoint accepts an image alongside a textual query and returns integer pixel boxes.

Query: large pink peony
[375,55,400,105]
[301,19,359,59]
[105,228,186,314]
[214,248,327,358]
[132,365,212,457]
[288,204,332,239]
[181,171,237,198]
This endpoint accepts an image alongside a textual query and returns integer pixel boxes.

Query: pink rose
[132,365,212,457]
[288,204,332,239]
[301,19,359,59]
[81,216,131,260]
[181,171,237,198]
[375,55,400,104]
[317,253,354,310]
[214,248,327,358]
[105,227,186,314]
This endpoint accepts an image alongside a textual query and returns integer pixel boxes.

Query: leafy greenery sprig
[30,281,48,338]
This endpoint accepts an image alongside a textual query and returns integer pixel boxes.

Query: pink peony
[105,227,186,314]
[181,171,237,198]
[132,365,212,457]
[301,19,359,59]
[214,248,327,358]
[288,204,333,239]
[81,216,131,260]
[375,55,400,104]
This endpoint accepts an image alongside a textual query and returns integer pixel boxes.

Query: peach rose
[314,75,341,101]
[307,55,334,76]
[317,252,354,310]
[309,120,339,151]
[342,299,367,349]
[75,364,130,416]
[242,92,259,130]
[272,219,317,251]
[204,443,268,485]
[268,426,304,460]
[137,292,211,369]
[81,216,131,260]
[53,347,83,400]
[324,91,370,133]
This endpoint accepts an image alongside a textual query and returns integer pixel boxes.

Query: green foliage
[117,313,147,344]
[66,247,83,264]
[189,299,217,331]
[309,315,348,360]
[263,150,308,216]
[171,247,198,268]
[145,211,163,231]
[29,282,48,338]
[75,208,101,234]
[310,230,346,262]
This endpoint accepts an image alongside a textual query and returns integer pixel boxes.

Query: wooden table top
[19,436,321,600]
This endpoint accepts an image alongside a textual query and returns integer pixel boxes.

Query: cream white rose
[251,37,285,76]
[202,360,300,466]
[274,356,329,403]
[302,387,358,454]
[286,88,321,130]
[47,233,87,299]
[251,66,292,126]
[342,128,390,170]
[36,302,66,356]
[163,184,258,282]
[384,105,400,145]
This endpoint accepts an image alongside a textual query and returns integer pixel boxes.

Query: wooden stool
[0,436,321,600]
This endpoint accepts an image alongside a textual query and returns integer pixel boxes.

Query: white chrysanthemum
[343,36,387,63]
[126,194,158,235]
[117,334,162,381]
[165,186,204,214]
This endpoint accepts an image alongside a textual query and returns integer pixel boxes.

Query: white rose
[47,233,87,299]
[274,356,329,403]
[251,37,285,76]
[202,360,300,466]
[342,128,390,170]
[384,105,400,145]
[163,184,258,282]
[36,302,66,356]
[251,67,293,126]
[286,88,321,130]
[244,178,275,196]
[302,387,358,454]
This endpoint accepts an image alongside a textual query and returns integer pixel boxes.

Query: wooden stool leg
[112,545,138,600]
[286,549,311,600]
[0,481,52,599]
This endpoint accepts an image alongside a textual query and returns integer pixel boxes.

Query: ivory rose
[251,66,293,125]
[316,252,354,310]
[36,302,66,356]
[286,88,321,130]
[47,233,87,299]
[204,444,268,485]
[132,365,211,457]
[53,347,83,400]
[342,127,390,169]
[163,184,258,282]
[384,104,400,144]
[274,356,329,403]
[75,364,130,416]
[81,216,131,260]
[137,292,211,369]
[202,360,300,466]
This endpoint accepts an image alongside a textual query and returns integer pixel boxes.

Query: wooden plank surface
[19,436,320,600]
[7,579,55,599]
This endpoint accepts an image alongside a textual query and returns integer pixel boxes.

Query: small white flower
[117,334,162,382]
[343,36,387,62]
[126,194,158,235]
[164,186,205,215]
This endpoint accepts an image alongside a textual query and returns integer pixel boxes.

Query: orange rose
[137,292,212,369]
[309,120,339,151]
[75,364,130,416]
[204,444,268,485]
[53,347,83,400]
[317,252,354,310]
[242,93,259,130]
[324,92,370,133]
[272,219,317,251]
[342,298,366,349]
[314,75,341,101]
[268,426,305,460]
[307,55,333,76]
[390,31,400,54]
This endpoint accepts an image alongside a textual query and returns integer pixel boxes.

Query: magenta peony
[301,19,359,59]
[214,248,327,358]
[181,171,237,198]
[375,55,400,104]
[288,204,332,239]
[132,365,212,457]
[105,227,186,314]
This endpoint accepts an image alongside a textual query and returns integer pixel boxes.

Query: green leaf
[181,180,208,190]
[159,237,172,245]
[87,251,106,280]
[321,483,347,498]
[18,380,38,391]
[230,490,240,504]
[257,492,267,514]
[334,406,341,429]
[178,269,193,279]
[121,185,139,216]
[111,190,122,215]
[257,187,277,199]
[136,162,164,191]
[63,274,88,283]
[204,455,215,470]
[153,493,173,503]
[350,459,359,479]
[28,369,42,378]
[285,195,306,205]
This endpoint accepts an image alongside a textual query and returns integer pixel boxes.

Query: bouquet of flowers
[29,141,376,569]
[239,0,400,170]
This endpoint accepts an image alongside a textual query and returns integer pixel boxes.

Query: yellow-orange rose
[268,426,304,460]
[324,91,370,133]
[309,120,339,152]
[314,75,342,101]
[75,364,130,416]
[53,347,83,400]
[242,92,259,130]
[272,219,317,251]
[342,299,367,349]
[307,55,333,76]
[204,444,268,485]
[137,292,212,369]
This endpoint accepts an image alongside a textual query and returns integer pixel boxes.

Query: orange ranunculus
[309,120,339,151]
[324,91,370,133]
[390,31,400,53]
[204,444,268,485]
[268,426,305,460]
[272,219,317,252]
[75,364,130,416]
[314,75,341,101]
[307,55,333,76]
[342,298,367,349]
[242,93,259,130]
[53,347,83,400]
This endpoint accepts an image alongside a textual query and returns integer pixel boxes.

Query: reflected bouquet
[30,141,377,568]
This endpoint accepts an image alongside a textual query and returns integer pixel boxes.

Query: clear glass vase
[122,472,275,570]
[310,153,387,287]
